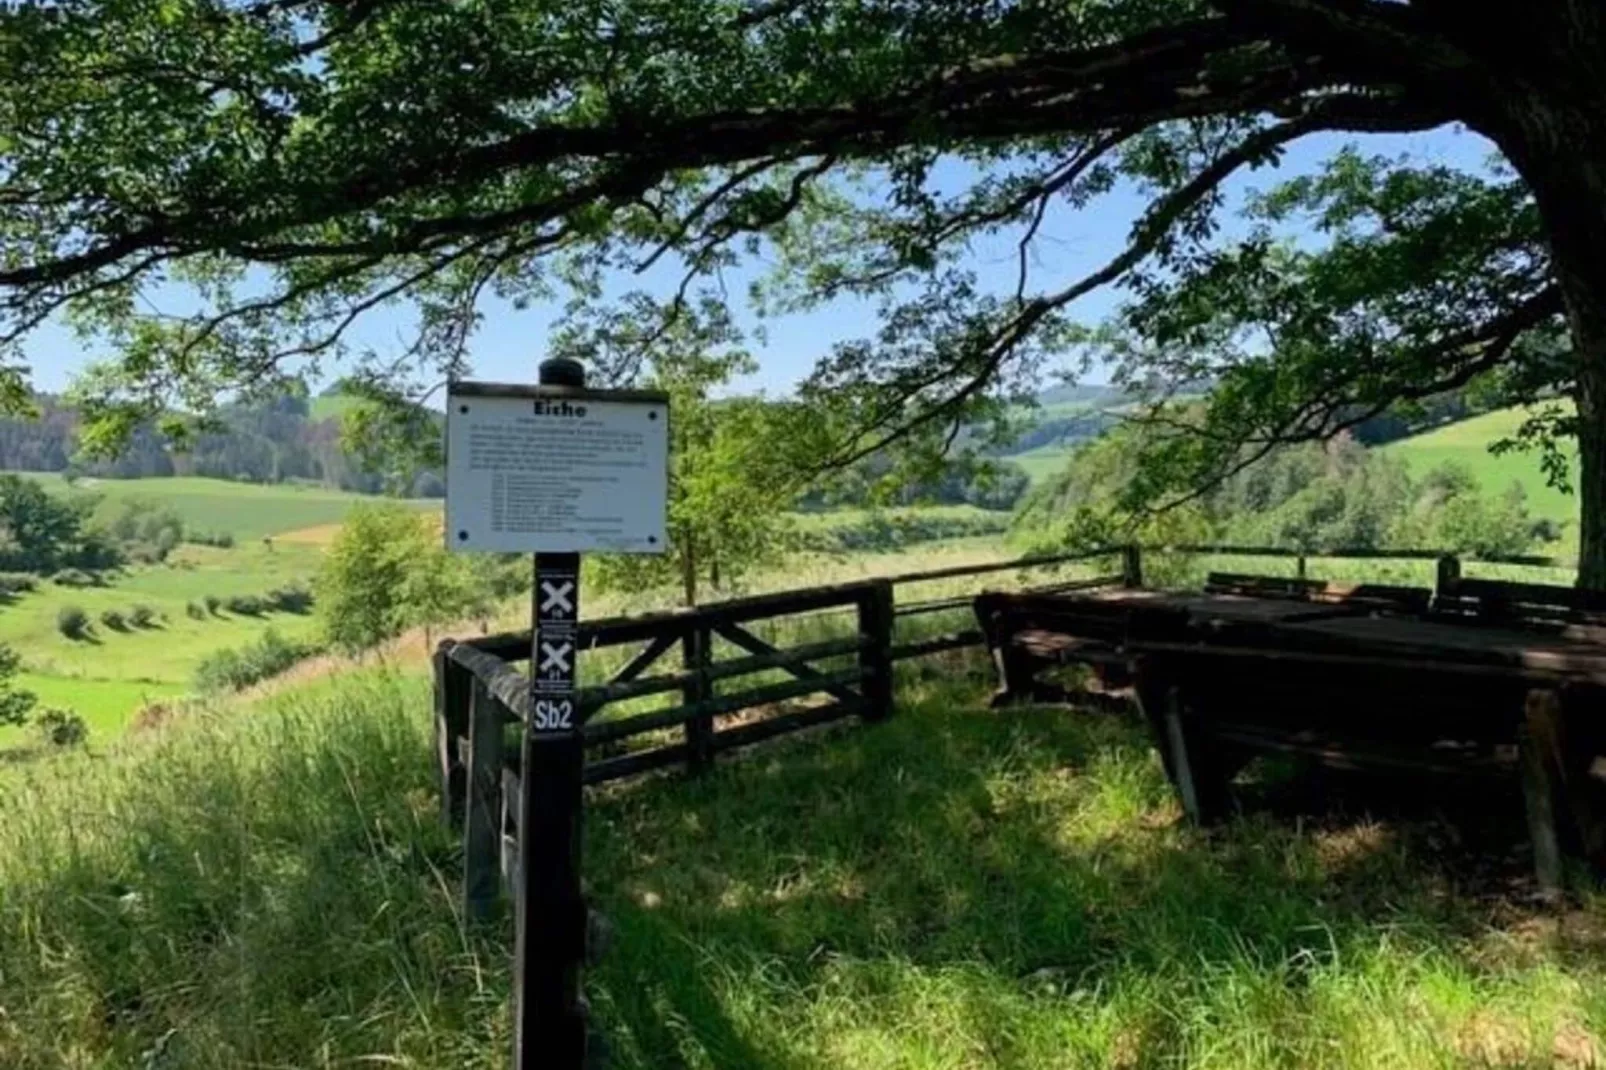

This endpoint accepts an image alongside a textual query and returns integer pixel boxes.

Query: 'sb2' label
[532,698,575,731]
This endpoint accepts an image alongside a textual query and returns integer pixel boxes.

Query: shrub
[203,594,222,615]
[124,544,165,566]
[187,530,236,548]
[130,604,157,628]
[0,572,37,596]
[52,568,98,588]
[186,601,206,620]
[225,594,267,616]
[99,609,128,632]
[267,585,315,614]
[56,605,90,640]
[35,708,87,747]
[193,630,319,693]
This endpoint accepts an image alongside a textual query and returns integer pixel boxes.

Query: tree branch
[5,15,1444,293]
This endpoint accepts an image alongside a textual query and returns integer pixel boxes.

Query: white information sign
[445,384,668,553]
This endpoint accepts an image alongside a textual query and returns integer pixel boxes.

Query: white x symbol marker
[539,640,573,675]
[540,580,575,616]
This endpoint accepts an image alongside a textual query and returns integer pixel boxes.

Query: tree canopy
[2,0,1605,574]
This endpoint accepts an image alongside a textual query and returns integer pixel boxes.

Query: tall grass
[2,660,1603,1068]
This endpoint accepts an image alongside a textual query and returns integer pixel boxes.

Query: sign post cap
[539,357,586,388]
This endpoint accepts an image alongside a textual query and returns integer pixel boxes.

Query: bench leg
[1519,710,1565,895]
[1524,687,1606,884]
[989,641,1066,708]
[1161,686,1232,825]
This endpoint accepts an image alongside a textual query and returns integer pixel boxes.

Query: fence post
[1436,553,1461,598]
[434,641,471,828]
[462,675,505,923]
[860,580,895,721]
[684,623,714,772]
[1296,554,1307,580]
[1122,544,1144,588]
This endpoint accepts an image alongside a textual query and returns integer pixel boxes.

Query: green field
[1381,405,1580,529]
[792,503,1003,530]
[0,542,328,747]
[0,661,1600,1068]
[10,471,436,541]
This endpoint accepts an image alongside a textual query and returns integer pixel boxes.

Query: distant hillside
[0,389,442,498]
[12,472,438,540]
[998,383,1132,459]
[1380,404,1578,527]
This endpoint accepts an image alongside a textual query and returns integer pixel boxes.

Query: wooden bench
[1435,574,1606,629]
[974,590,1162,705]
[1204,572,1433,615]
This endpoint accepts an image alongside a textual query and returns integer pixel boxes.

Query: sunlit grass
[0,655,1601,1068]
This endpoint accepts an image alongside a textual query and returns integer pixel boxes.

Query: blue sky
[22,125,1494,401]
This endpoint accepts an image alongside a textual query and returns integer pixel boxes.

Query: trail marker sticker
[445,383,669,553]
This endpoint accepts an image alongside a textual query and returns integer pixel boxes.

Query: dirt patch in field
[274,523,345,545]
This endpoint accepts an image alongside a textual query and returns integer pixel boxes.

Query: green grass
[0,542,328,749]
[1382,405,1580,529]
[0,543,324,685]
[9,471,436,540]
[309,393,362,422]
[9,673,185,739]
[1,665,1601,1068]
[792,504,1003,530]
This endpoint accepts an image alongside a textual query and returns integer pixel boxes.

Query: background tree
[557,297,800,605]
[317,503,431,655]
[4,2,1606,576]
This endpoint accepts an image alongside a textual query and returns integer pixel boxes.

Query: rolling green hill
[1380,405,1578,529]
[10,472,436,540]
[0,542,328,744]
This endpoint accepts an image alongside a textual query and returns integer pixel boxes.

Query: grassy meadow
[10,471,436,541]
[1381,405,1580,530]
[0,450,1603,1065]
[0,655,1602,1068]
[0,541,328,747]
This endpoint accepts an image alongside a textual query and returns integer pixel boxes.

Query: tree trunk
[680,536,698,607]
[1482,10,1606,584]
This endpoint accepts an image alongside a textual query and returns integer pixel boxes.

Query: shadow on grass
[1,666,1599,1069]
[582,670,1603,1067]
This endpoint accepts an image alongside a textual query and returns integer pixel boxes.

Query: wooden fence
[430,540,1571,1069]
[434,544,1134,919]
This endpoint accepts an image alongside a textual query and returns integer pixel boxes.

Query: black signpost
[515,355,589,1069]
[446,354,668,1070]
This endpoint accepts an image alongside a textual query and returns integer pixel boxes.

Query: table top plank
[991,586,1606,684]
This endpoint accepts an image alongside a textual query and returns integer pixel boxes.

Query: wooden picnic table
[975,581,1606,888]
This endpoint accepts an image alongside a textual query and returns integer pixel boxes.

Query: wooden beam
[714,622,863,705]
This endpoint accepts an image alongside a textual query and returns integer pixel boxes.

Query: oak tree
[2,2,1604,576]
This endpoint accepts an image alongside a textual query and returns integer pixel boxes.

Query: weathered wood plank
[715,622,863,705]
[712,699,862,753]
[609,634,679,688]
[684,626,714,772]
[583,743,692,785]
[860,582,894,721]
[462,677,505,923]
[583,667,870,745]
[1211,723,1511,779]
[1518,700,1564,894]
[889,630,986,662]
[578,636,868,713]
[434,642,472,828]
[1526,688,1606,875]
